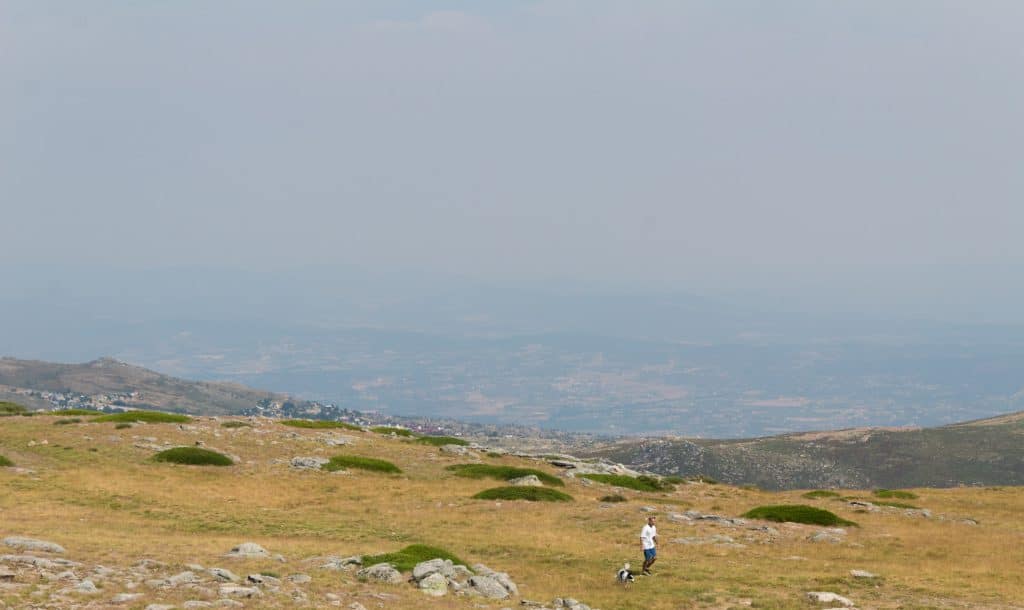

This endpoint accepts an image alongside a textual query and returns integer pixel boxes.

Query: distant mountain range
[584,412,1024,490]
[4,355,1022,490]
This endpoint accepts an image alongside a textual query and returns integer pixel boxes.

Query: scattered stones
[806,591,854,606]
[322,435,355,446]
[291,456,329,470]
[3,537,65,554]
[218,584,262,598]
[320,555,362,570]
[225,542,269,559]
[356,563,404,584]
[111,592,144,604]
[208,567,240,582]
[72,579,100,594]
[0,554,79,569]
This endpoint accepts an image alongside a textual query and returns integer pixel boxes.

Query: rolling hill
[585,411,1024,490]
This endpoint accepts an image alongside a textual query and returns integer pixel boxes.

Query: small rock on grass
[3,537,65,554]
[806,591,854,606]
[850,569,877,579]
[225,542,269,559]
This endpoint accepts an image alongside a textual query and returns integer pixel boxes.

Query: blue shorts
[644,548,657,561]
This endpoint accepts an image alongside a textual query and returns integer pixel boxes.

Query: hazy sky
[3,1,1023,313]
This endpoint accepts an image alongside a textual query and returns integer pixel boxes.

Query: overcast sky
[3,1,1023,319]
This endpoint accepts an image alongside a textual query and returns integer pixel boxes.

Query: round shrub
[221,421,253,428]
[802,490,842,499]
[280,419,362,430]
[95,411,191,424]
[599,494,628,503]
[153,447,233,466]
[0,455,13,467]
[363,545,468,572]
[742,504,856,527]
[578,473,673,492]
[446,464,564,486]
[473,487,573,502]
[873,489,918,500]
[0,402,28,416]
[54,418,82,425]
[370,426,415,437]
[415,436,469,447]
[322,455,401,474]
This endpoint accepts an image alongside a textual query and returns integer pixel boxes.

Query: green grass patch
[0,455,13,467]
[473,487,574,502]
[446,464,563,486]
[322,455,402,474]
[49,409,102,416]
[873,500,921,509]
[0,401,28,416]
[578,473,674,492]
[370,426,416,437]
[115,423,133,429]
[363,544,467,572]
[53,418,82,425]
[415,436,470,447]
[221,421,253,428]
[743,504,857,527]
[280,419,362,431]
[802,490,842,499]
[873,489,918,500]
[95,411,191,424]
[599,494,628,503]
[153,447,233,466]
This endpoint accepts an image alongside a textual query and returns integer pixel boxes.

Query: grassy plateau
[1,413,1022,609]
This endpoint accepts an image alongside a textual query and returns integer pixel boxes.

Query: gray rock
[111,593,144,604]
[214,600,244,608]
[320,555,362,570]
[0,554,74,569]
[348,603,368,610]
[419,572,449,596]
[183,602,213,609]
[507,475,543,487]
[287,573,312,584]
[225,542,269,559]
[356,563,404,584]
[0,567,14,582]
[490,571,518,596]
[219,585,262,598]
[145,605,176,610]
[412,558,453,582]
[207,568,240,582]
[322,435,356,446]
[3,537,65,554]
[805,591,854,606]
[808,531,844,544]
[167,571,201,586]
[290,456,329,470]
[73,579,100,594]
[440,444,468,455]
[850,569,877,579]
[469,574,509,599]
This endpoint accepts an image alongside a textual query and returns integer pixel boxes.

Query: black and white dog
[616,562,636,585]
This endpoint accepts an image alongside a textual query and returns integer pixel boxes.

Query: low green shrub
[53,418,82,425]
[600,494,628,503]
[95,411,191,424]
[415,436,469,447]
[743,504,857,527]
[802,490,842,499]
[322,455,401,474]
[446,464,563,486]
[363,544,467,572]
[873,489,918,500]
[662,475,686,484]
[473,487,574,502]
[280,419,362,431]
[153,447,233,466]
[0,455,13,467]
[370,426,416,437]
[0,402,28,416]
[49,409,102,416]
[873,500,921,509]
[486,452,504,458]
[221,421,253,428]
[690,475,719,484]
[578,473,674,492]
[115,423,133,430]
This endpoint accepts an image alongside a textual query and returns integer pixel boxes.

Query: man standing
[640,515,658,575]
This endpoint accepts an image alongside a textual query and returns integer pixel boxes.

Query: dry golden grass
[1,416,1023,609]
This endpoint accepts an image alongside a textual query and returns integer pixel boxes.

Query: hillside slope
[1,410,1023,609]
[0,356,302,415]
[586,412,1024,490]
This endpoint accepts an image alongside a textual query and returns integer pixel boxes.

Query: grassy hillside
[2,413,1024,609]
[587,412,1024,490]
[0,356,303,416]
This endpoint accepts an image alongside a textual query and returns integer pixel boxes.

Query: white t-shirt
[640,524,657,550]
